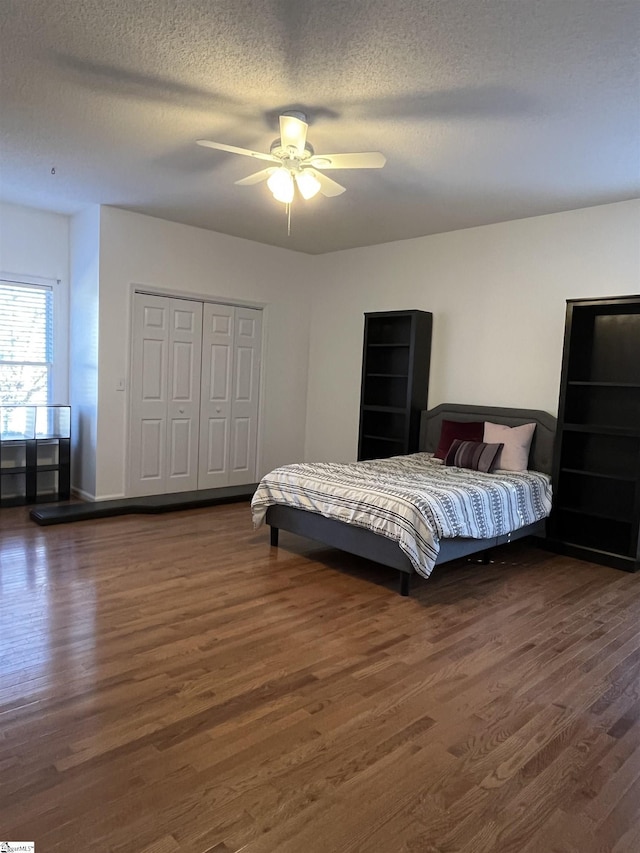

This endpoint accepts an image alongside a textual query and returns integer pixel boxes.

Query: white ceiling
[1,0,639,254]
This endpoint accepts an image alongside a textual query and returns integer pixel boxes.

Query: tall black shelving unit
[358,310,432,461]
[549,295,640,572]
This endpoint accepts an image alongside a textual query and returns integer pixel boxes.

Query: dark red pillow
[433,420,484,459]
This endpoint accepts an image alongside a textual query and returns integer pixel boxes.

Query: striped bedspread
[251,453,552,578]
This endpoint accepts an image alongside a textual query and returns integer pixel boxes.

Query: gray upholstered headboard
[419,404,557,475]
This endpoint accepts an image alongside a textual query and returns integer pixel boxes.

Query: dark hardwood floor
[1,501,639,852]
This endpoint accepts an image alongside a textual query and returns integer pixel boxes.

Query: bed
[252,404,557,595]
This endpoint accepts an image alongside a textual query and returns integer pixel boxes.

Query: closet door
[166,299,203,492]
[129,294,169,496]
[198,304,262,488]
[229,307,262,486]
[129,293,202,497]
[198,304,234,488]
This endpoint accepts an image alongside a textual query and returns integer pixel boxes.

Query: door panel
[129,294,169,496]
[169,419,192,477]
[140,419,164,481]
[172,341,197,399]
[141,339,165,400]
[231,417,250,471]
[210,345,231,400]
[166,299,202,492]
[174,308,196,331]
[144,305,165,328]
[229,307,262,486]
[206,419,228,473]
[198,304,234,488]
[235,347,254,400]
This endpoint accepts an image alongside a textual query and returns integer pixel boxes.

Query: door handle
[179,408,185,414]
[216,407,221,413]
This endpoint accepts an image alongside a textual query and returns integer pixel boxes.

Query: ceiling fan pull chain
[287,202,291,237]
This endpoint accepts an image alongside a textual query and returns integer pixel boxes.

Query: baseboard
[71,486,96,502]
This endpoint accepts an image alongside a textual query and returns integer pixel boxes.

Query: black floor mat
[29,484,257,525]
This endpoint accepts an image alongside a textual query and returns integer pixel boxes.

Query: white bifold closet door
[129,293,261,497]
[198,303,262,488]
[129,293,203,497]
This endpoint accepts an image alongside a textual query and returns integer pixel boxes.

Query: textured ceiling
[1,0,639,254]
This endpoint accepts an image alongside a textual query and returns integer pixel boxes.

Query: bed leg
[270,526,279,547]
[399,572,411,597]
[481,550,492,565]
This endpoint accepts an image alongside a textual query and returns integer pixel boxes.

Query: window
[0,279,54,404]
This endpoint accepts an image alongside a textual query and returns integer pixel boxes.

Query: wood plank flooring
[1,501,639,852]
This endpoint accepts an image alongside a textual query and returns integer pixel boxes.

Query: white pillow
[483,422,536,472]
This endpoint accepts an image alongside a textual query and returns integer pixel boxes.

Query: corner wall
[95,207,312,500]
[69,206,100,499]
[304,200,640,462]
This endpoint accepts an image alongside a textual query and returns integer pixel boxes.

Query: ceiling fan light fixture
[295,170,321,200]
[267,168,294,203]
[197,111,385,210]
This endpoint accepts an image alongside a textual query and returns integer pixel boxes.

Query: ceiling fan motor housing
[270,139,315,161]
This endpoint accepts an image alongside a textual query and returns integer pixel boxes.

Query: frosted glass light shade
[295,171,321,200]
[267,168,294,203]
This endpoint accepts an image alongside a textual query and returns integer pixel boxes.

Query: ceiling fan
[196,111,386,204]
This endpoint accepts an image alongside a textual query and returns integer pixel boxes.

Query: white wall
[0,201,70,402]
[95,207,312,500]
[4,198,639,497]
[69,206,101,499]
[304,200,640,462]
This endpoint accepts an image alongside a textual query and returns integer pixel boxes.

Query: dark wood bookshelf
[548,296,640,572]
[358,310,432,461]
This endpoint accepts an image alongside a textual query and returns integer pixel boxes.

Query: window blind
[0,280,53,403]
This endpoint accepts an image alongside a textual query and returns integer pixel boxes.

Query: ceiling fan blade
[196,139,279,163]
[279,114,308,155]
[309,152,386,170]
[306,169,346,197]
[234,168,276,186]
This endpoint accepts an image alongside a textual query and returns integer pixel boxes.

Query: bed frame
[266,404,557,595]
